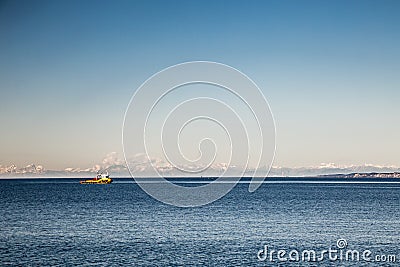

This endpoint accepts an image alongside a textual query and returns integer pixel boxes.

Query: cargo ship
[80,171,112,184]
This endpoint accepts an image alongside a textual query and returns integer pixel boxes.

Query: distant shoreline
[1,172,399,179]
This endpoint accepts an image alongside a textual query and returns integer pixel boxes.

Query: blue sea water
[1,178,399,266]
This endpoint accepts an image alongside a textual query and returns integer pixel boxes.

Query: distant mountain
[1,152,399,178]
[1,163,400,178]
[267,164,400,177]
[0,164,45,176]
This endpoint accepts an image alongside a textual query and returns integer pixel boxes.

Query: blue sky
[0,0,399,169]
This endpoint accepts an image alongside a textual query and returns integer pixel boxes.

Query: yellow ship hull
[80,178,113,184]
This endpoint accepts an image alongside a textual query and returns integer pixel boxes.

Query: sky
[0,0,399,170]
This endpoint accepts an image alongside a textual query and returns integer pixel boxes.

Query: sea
[1,178,399,266]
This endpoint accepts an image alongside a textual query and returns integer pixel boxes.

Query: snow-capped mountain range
[1,152,399,178]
